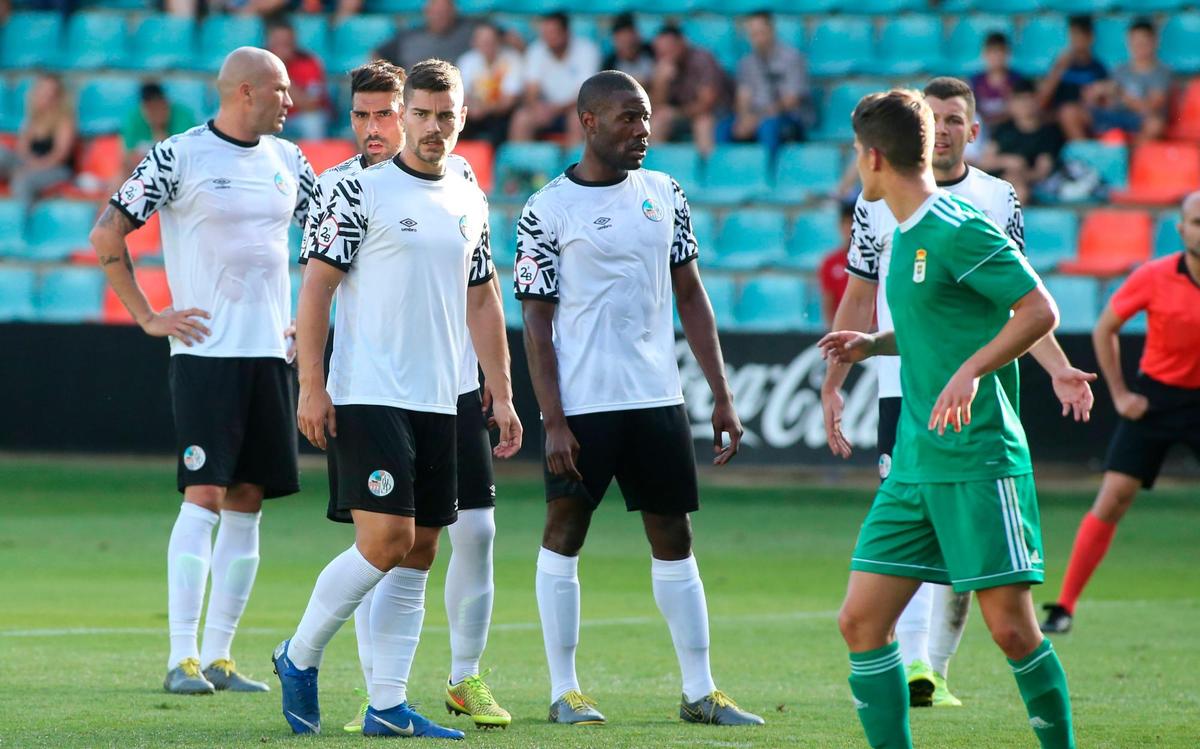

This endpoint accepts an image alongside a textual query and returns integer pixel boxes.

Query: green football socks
[849,642,913,749]
[1010,639,1076,749]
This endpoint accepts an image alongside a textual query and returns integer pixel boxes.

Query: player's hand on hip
[1114,391,1149,421]
[821,387,852,459]
[929,368,979,436]
[141,306,211,346]
[297,386,337,450]
[711,400,743,466]
[818,331,875,365]
[544,422,582,481]
[490,398,523,459]
[1051,366,1098,422]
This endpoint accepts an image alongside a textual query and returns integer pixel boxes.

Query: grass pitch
[0,457,1196,748]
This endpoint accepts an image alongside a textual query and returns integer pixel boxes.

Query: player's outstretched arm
[821,276,878,459]
[1092,303,1147,421]
[294,260,343,450]
[522,300,582,481]
[672,260,742,465]
[818,330,896,364]
[467,279,522,459]
[1027,333,1097,422]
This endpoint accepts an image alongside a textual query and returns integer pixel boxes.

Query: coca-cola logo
[676,340,879,453]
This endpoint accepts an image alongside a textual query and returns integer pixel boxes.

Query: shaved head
[1182,190,1200,216]
[577,70,643,118]
[217,47,287,101]
[213,46,293,138]
[1180,191,1200,256]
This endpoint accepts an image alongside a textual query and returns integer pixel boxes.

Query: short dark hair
[577,69,642,117]
[140,81,166,103]
[852,89,932,176]
[265,16,293,34]
[983,31,1009,49]
[923,76,976,120]
[541,11,569,31]
[611,12,636,34]
[747,9,773,24]
[1068,15,1093,34]
[402,58,462,104]
[658,24,683,40]
[350,59,405,100]
[1129,17,1156,35]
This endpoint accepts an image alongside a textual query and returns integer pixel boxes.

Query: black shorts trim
[1103,376,1200,489]
[169,354,299,499]
[543,404,699,514]
[876,397,901,483]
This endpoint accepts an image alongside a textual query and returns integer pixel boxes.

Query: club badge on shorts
[878,453,892,480]
[913,249,927,283]
[183,445,206,471]
[642,198,664,222]
[368,470,394,497]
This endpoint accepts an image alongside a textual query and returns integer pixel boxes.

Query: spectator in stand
[979,79,1064,204]
[507,12,600,144]
[0,73,76,206]
[970,32,1027,130]
[1083,18,1171,144]
[818,202,855,328]
[266,18,330,140]
[649,24,731,156]
[718,10,811,153]
[1038,15,1108,142]
[603,13,655,86]
[458,22,523,147]
[121,82,196,173]
[376,0,475,73]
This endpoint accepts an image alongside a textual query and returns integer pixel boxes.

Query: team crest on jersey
[368,470,394,497]
[515,256,540,286]
[913,249,927,283]
[459,215,470,240]
[274,172,288,194]
[642,198,664,222]
[183,445,206,471]
[120,179,145,204]
[317,216,339,247]
[878,453,891,479]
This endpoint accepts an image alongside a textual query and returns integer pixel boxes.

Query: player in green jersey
[820,89,1076,749]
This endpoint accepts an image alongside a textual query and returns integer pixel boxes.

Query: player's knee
[183,486,224,512]
[222,484,264,513]
[400,533,440,571]
[448,509,495,549]
[838,606,880,650]
[643,512,692,560]
[988,621,1040,659]
[543,499,591,555]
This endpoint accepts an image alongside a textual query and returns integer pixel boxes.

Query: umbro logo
[399,218,418,232]
[212,177,231,190]
[593,217,613,230]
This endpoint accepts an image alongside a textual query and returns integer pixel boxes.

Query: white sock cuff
[349,543,389,577]
[218,509,261,528]
[651,555,699,581]
[389,566,430,584]
[179,502,219,525]
[537,547,578,578]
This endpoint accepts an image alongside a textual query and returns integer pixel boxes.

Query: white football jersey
[846,166,1024,399]
[514,167,698,416]
[300,152,485,395]
[111,121,314,359]
[308,155,493,414]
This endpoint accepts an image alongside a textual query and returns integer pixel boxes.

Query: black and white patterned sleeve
[669,178,699,267]
[307,177,367,272]
[1004,182,1026,255]
[293,149,316,227]
[468,199,494,286]
[109,140,181,227]
[297,175,326,265]
[845,199,881,282]
[513,200,560,302]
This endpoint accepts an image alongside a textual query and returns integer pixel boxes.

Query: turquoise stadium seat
[0,268,37,321]
[0,200,27,257]
[37,267,106,323]
[1116,0,1187,9]
[810,81,882,142]
[1061,140,1128,190]
[24,200,97,261]
[1045,0,1115,10]
[870,16,946,77]
[683,17,743,71]
[0,80,17,132]
[494,142,562,199]
[489,206,516,271]
[2,12,62,69]
[331,16,394,74]
[502,289,523,329]
[711,209,787,270]
[703,274,737,326]
[1161,13,1200,73]
[845,0,924,13]
[785,207,842,271]
[1013,16,1068,77]
[807,18,874,78]
[642,144,701,193]
[1102,277,1145,331]
[690,208,718,257]
[698,144,769,204]
[772,16,807,51]
[126,15,196,71]
[1154,211,1182,257]
[1094,15,1130,69]
[1043,275,1100,333]
[62,12,128,70]
[945,15,1014,75]
[1022,208,1079,273]
[457,0,498,12]
[293,15,331,63]
[971,0,1042,11]
[769,143,842,204]
[363,0,424,11]
[78,77,142,136]
[162,78,210,123]
[736,276,818,331]
[197,17,265,73]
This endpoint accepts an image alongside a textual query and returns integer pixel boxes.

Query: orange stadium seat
[1059,209,1152,276]
[1166,79,1200,141]
[1112,141,1200,205]
[103,266,171,324]
[452,140,494,194]
[298,138,356,175]
[71,210,161,264]
[58,135,124,199]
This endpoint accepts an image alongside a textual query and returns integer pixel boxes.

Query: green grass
[0,458,1197,748]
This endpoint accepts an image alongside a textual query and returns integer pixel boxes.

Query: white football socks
[536,547,581,703]
[166,502,218,668]
[929,586,971,678]
[896,581,934,667]
[370,567,428,710]
[200,510,261,668]
[651,555,716,702]
[354,586,375,688]
[445,508,496,683]
[288,545,385,671]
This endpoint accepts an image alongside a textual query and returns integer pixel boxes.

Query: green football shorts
[850,474,1045,593]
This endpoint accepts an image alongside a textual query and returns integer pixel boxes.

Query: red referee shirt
[1109,252,1200,388]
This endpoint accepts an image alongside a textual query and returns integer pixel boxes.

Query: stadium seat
[0,267,36,321]
[1160,13,1200,73]
[1112,141,1200,205]
[71,135,124,198]
[37,267,106,323]
[126,211,162,260]
[689,208,718,255]
[0,199,27,258]
[1115,0,1186,9]
[126,15,196,71]
[1060,209,1152,275]
[683,18,743,71]
[1013,16,1068,77]
[197,17,265,73]
[1042,275,1100,332]
[1093,15,1130,69]
[77,77,143,138]
[970,0,1042,12]
[501,288,522,329]
[330,15,395,75]
[698,144,769,204]
[0,79,18,133]
[103,266,171,323]
[1045,0,1116,11]
[1021,208,1079,272]
[292,15,332,63]
[1061,140,1128,191]
[24,200,98,261]
[493,142,562,199]
[298,138,356,175]
[642,144,701,194]
[62,12,128,70]
[1153,211,1183,257]
[1166,79,1200,141]
[810,81,884,142]
[736,275,816,331]
[702,273,737,326]
[944,15,1015,75]
[454,140,495,194]
[489,206,516,270]
[846,0,925,15]
[162,78,209,123]
[870,16,947,77]
[1,13,62,69]
[785,207,842,271]
[363,0,424,11]
[711,208,787,270]
[768,143,843,204]
[807,18,874,78]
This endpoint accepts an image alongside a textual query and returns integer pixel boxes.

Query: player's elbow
[1024,287,1059,338]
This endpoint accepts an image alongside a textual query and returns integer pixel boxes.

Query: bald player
[90,47,315,695]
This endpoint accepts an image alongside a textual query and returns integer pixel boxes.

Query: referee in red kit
[1042,191,1200,634]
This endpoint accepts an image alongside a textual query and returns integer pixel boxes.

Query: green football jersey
[885,191,1041,483]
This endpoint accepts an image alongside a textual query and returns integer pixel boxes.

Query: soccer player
[297,59,512,731]
[1041,191,1200,634]
[89,47,314,696]
[515,70,763,728]
[821,76,1095,708]
[272,59,520,740]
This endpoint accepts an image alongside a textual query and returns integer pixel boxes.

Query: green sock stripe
[849,642,901,664]
[852,663,904,676]
[851,652,904,670]
[1010,640,1054,675]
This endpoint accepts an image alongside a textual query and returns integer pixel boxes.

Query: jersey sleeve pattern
[469,207,494,286]
[308,177,367,271]
[670,178,699,267]
[514,203,560,302]
[846,200,881,281]
[1004,183,1026,255]
[110,140,180,227]
[298,175,326,264]
[953,215,1039,309]
[293,148,316,227]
